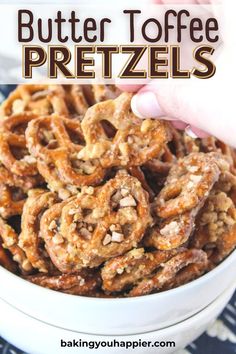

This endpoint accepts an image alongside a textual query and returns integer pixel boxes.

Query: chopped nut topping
[81,161,97,175]
[58,188,71,200]
[22,259,32,271]
[160,221,180,237]
[22,155,36,164]
[49,220,57,231]
[187,165,199,173]
[52,234,64,245]
[92,208,105,219]
[117,268,124,275]
[103,234,112,245]
[120,188,129,197]
[141,119,153,133]
[12,99,25,113]
[110,224,117,232]
[80,227,92,239]
[119,142,129,157]
[190,174,202,184]
[111,231,124,242]
[13,254,22,263]
[81,186,94,196]
[119,195,137,207]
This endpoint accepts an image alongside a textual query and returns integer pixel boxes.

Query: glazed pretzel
[144,125,185,176]
[25,269,101,296]
[0,84,69,117]
[92,84,121,103]
[0,164,42,192]
[0,217,32,273]
[0,184,27,219]
[184,135,236,175]
[61,84,121,118]
[0,238,17,272]
[62,85,90,117]
[162,261,210,291]
[78,93,172,168]
[191,172,236,264]
[19,189,59,273]
[40,172,152,272]
[156,153,221,219]
[128,166,155,201]
[26,114,105,193]
[129,249,208,297]
[144,153,223,250]
[101,247,180,293]
[0,113,39,177]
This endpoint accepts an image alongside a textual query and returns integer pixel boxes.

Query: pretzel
[144,125,185,176]
[26,114,105,194]
[40,172,152,272]
[19,189,59,273]
[62,85,90,117]
[129,249,208,297]
[0,84,69,117]
[128,166,155,200]
[156,153,221,219]
[0,238,17,272]
[0,217,32,273]
[162,261,210,291]
[184,135,236,175]
[144,153,223,250]
[78,93,172,168]
[191,172,236,264]
[92,84,122,103]
[101,247,179,293]
[0,164,42,192]
[0,113,40,177]
[0,184,27,219]
[25,269,101,296]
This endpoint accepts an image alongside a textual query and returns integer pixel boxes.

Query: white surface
[0,250,236,335]
[0,285,234,354]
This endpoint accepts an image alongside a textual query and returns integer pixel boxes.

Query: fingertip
[131,91,164,119]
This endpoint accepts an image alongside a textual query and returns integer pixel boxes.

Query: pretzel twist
[25,269,101,296]
[0,113,40,177]
[129,249,208,297]
[192,172,236,264]
[26,114,105,193]
[78,93,172,168]
[0,238,17,273]
[40,172,152,273]
[144,126,185,176]
[0,85,69,117]
[19,189,59,273]
[101,247,179,293]
[0,184,26,218]
[145,153,223,250]
[0,217,32,273]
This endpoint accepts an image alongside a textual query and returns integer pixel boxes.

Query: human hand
[118,0,236,148]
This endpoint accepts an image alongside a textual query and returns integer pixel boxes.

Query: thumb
[131,77,235,147]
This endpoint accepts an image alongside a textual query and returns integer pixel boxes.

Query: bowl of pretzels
[0,84,235,336]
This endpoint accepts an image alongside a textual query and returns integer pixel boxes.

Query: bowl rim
[0,283,235,339]
[0,249,236,304]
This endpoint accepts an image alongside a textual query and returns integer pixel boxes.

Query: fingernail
[185,125,198,139]
[171,120,188,130]
[131,91,164,119]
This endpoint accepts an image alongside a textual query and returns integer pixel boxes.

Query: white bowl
[0,285,234,354]
[0,250,235,335]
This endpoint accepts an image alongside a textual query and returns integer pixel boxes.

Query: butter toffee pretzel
[0,84,235,298]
